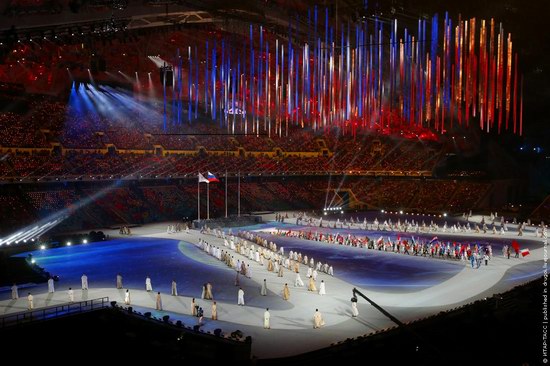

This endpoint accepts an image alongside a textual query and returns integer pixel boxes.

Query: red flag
[520,248,530,257]
[511,240,520,251]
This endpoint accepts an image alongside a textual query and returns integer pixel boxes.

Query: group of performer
[192,227,339,328]
[291,211,547,238]
[268,228,502,265]
[119,226,132,235]
[166,223,190,234]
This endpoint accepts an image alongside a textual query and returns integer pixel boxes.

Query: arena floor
[0,213,544,358]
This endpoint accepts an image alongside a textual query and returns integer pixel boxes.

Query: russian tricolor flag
[207,171,220,182]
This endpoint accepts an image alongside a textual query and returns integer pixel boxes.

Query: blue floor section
[8,237,239,301]
[254,233,463,292]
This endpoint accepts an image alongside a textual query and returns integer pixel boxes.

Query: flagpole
[225,170,228,218]
[238,171,241,217]
[207,182,210,220]
[197,172,200,221]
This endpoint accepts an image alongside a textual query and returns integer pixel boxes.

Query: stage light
[381,210,385,213]
[82,239,88,244]
[67,241,72,246]
[399,210,403,214]
[40,245,46,250]
[323,212,327,216]
[443,213,447,217]
[31,259,36,264]
[340,210,344,214]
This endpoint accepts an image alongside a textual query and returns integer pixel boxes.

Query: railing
[0,297,110,329]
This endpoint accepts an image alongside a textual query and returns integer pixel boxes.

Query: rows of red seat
[0,176,493,237]
[0,149,437,179]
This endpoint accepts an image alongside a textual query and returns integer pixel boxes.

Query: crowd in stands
[270,130,320,152]
[4,0,63,16]
[233,135,274,151]
[0,97,491,242]
[0,193,36,232]
[352,180,419,209]
[447,182,492,212]
[0,112,50,147]
[0,99,443,179]
[0,176,493,237]
[0,27,495,238]
[0,178,322,235]
[0,22,446,179]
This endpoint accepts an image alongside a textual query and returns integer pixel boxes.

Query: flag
[198,173,209,183]
[429,236,438,244]
[520,248,530,257]
[207,171,220,182]
[511,240,520,252]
